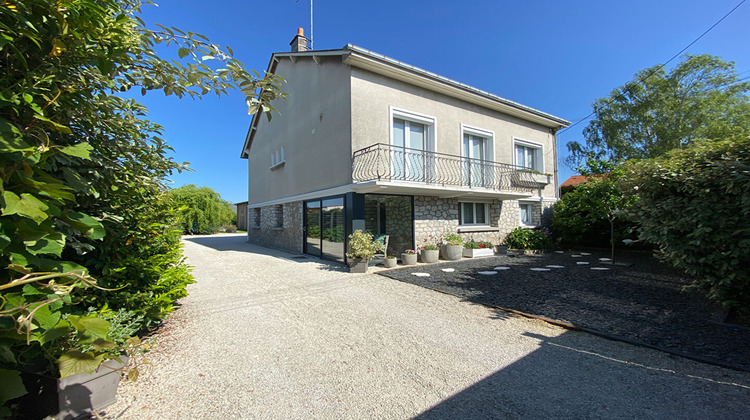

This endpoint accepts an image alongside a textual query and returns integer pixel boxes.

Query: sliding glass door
[304,197,345,263]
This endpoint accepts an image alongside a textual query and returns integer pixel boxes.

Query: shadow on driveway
[416,329,750,419]
[181,234,349,273]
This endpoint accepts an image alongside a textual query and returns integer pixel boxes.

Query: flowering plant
[403,249,417,255]
[442,232,463,246]
[421,235,440,251]
[464,241,493,249]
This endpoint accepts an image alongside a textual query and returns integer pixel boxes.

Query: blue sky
[131,0,750,204]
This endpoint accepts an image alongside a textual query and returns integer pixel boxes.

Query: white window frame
[461,125,494,161]
[513,138,543,172]
[459,201,490,227]
[518,201,536,227]
[389,107,437,152]
[270,146,286,170]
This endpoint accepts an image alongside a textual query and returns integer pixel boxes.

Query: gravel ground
[380,250,750,371]
[103,235,750,419]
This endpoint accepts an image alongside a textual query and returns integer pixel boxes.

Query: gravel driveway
[104,234,750,419]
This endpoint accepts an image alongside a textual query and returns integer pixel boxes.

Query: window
[519,202,535,226]
[252,208,261,228]
[462,126,494,187]
[390,108,436,181]
[270,146,285,169]
[460,202,488,226]
[274,204,283,228]
[514,140,542,171]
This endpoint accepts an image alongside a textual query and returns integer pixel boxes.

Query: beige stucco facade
[350,67,559,198]
[242,44,568,259]
[246,55,353,205]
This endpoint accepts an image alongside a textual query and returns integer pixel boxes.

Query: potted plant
[441,232,464,261]
[420,235,440,263]
[463,241,495,258]
[346,230,383,273]
[383,255,398,268]
[401,249,418,265]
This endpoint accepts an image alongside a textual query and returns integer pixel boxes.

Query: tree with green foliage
[567,54,750,172]
[168,185,235,234]
[552,174,636,261]
[0,0,283,413]
[620,135,750,314]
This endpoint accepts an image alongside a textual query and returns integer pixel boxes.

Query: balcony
[352,143,547,199]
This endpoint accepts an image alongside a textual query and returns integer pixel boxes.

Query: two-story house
[241,30,569,264]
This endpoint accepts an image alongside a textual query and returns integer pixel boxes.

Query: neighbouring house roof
[559,173,612,191]
[241,45,570,158]
[559,175,592,189]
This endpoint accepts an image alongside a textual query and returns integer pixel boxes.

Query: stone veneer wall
[247,201,303,253]
[364,195,413,256]
[414,195,550,247]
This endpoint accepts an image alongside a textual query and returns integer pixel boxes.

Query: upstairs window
[514,140,542,171]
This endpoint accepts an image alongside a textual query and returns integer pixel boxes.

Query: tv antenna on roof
[296,0,313,50]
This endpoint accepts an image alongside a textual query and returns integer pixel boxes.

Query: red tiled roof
[560,175,591,188]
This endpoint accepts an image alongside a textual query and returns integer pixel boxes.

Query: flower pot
[420,249,439,263]
[440,244,463,261]
[348,258,369,273]
[56,357,129,420]
[495,245,508,255]
[384,258,398,268]
[463,248,495,258]
[401,253,417,265]
[16,357,129,420]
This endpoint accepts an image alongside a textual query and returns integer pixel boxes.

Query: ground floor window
[519,202,535,226]
[460,202,488,226]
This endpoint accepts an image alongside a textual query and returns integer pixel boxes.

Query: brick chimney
[290,28,309,52]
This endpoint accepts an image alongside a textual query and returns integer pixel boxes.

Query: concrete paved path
[105,234,750,419]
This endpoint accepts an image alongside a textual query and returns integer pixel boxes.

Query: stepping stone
[591,267,610,271]
[581,252,591,256]
[546,265,565,269]
[576,262,589,265]
[599,258,612,262]
[530,268,551,271]
[478,271,498,275]
[441,268,455,273]
[412,272,430,277]
[493,266,511,270]
[554,251,564,254]
[571,255,582,258]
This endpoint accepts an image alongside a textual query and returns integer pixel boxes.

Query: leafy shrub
[0,0,282,410]
[621,135,750,310]
[552,177,636,248]
[503,227,553,250]
[346,230,383,260]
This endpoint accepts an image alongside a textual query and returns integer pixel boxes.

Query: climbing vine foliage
[0,0,284,413]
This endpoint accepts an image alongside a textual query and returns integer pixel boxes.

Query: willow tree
[567,54,750,172]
